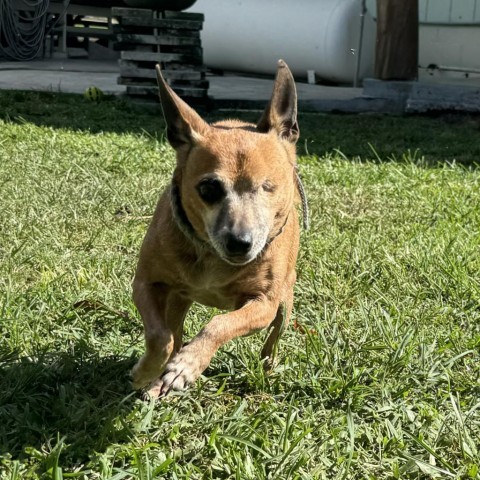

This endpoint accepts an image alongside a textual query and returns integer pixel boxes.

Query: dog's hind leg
[131,281,191,390]
[260,288,294,370]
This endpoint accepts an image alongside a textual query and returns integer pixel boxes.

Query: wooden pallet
[112,7,208,102]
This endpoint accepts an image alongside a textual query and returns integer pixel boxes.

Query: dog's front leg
[131,281,191,390]
[148,297,278,397]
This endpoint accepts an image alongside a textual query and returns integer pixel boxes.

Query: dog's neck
[169,182,213,252]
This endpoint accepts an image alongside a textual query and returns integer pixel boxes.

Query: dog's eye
[197,179,225,204]
[262,181,276,193]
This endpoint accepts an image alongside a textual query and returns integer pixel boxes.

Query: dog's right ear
[256,60,299,144]
[156,64,208,150]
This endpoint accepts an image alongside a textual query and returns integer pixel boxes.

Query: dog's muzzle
[216,229,256,265]
[224,231,253,256]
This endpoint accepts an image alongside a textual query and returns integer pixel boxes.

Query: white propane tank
[188,0,376,83]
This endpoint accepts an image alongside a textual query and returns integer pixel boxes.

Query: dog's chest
[176,257,244,310]
[183,276,236,310]
[187,287,235,310]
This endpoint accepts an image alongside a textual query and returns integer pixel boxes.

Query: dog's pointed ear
[256,60,299,144]
[156,64,208,149]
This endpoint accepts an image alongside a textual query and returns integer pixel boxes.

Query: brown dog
[131,60,301,398]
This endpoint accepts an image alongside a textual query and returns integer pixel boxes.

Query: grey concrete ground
[1,58,479,112]
[0,58,362,110]
[0,59,124,95]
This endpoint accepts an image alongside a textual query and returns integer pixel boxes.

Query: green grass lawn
[0,91,479,479]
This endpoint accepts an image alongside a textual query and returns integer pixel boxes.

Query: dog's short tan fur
[132,60,301,397]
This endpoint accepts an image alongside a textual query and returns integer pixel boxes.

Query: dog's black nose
[225,231,253,256]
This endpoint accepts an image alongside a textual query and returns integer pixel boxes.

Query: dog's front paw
[145,345,208,398]
[131,355,165,390]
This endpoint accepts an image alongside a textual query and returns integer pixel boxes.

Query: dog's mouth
[213,240,263,266]
[212,236,266,266]
[221,253,256,266]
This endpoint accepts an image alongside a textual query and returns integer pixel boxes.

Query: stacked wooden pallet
[112,7,208,103]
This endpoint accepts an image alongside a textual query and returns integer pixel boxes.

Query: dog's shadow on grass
[0,344,138,465]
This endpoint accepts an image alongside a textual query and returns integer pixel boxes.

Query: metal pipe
[354,0,367,87]
[424,64,480,75]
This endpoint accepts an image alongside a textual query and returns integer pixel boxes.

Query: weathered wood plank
[115,33,201,47]
[120,62,204,72]
[119,61,204,80]
[112,7,203,22]
[375,0,418,80]
[120,50,202,64]
[118,17,203,30]
[112,9,203,30]
[163,69,205,80]
[118,77,209,89]
[161,11,204,21]
[113,25,201,39]
[65,26,113,38]
[126,85,208,98]
[112,7,151,21]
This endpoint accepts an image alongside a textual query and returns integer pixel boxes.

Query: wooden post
[375,0,418,80]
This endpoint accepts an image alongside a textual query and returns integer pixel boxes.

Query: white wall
[365,0,480,72]
[420,0,480,24]
[366,0,480,24]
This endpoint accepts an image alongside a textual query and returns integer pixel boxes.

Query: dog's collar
[169,183,213,252]
[295,169,309,230]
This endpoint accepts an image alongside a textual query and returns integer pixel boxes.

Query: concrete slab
[408,82,480,113]
[209,73,364,112]
[0,58,363,110]
[0,59,123,95]
[363,78,480,113]
[1,58,480,113]
[210,74,361,102]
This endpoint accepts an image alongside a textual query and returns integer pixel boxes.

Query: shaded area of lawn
[0,346,137,462]
[0,90,479,165]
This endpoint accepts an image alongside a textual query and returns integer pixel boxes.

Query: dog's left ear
[257,59,299,144]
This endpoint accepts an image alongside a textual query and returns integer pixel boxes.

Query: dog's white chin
[221,254,256,266]
[219,245,267,266]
